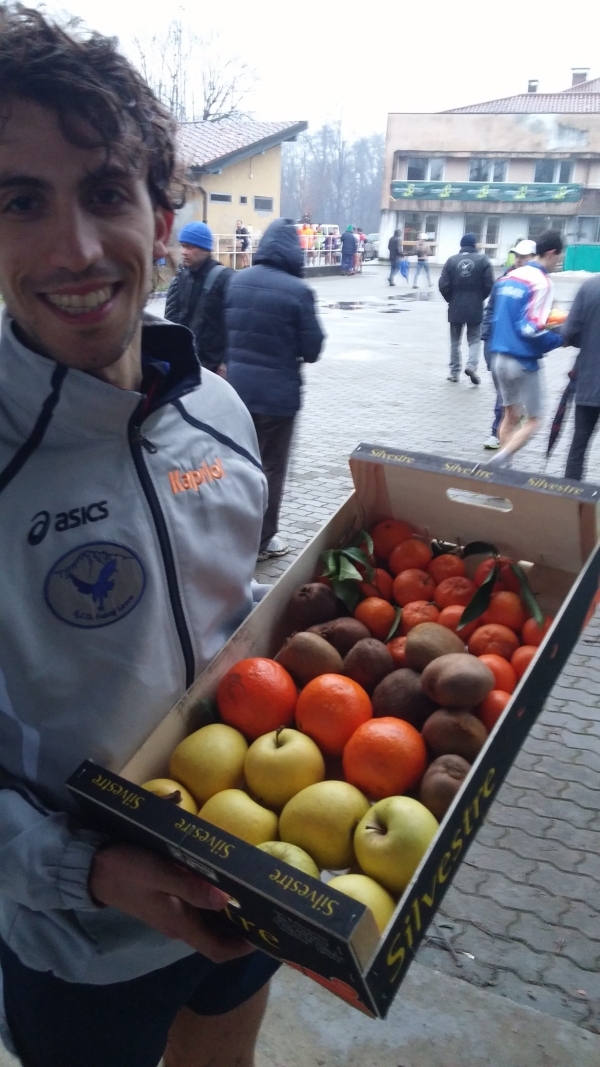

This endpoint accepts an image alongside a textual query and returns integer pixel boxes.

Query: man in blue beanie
[165,222,232,374]
[439,232,494,383]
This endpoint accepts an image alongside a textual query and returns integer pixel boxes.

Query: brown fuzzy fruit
[404,622,465,672]
[342,639,394,694]
[422,709,488,762]
[308,617,371,657]
[372,668,437,730]
[419,754,471,819]
[287,583,340,631]
[275,632,343,687]
[421,653,494,708]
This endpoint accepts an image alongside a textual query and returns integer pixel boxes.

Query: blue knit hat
[461,232,477,249]
[178,221,213,251]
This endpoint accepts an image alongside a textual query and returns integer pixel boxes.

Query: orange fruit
[474,556,520,594]
[342,716,428,800]
[427,554,466,584]
[483,591,526,633]
[522,616,553,647]
[387,636,408,667]
[359,567,394,602]
[295,674,372,756]
[478,653,517,694]
[511,645,537,679]
[468,624,520,660]
[434,576,476,610]
[354,597,397,641]
[478,690,511,731]
[393,569,436,608]
[437,604,479,641]
[217,658,297,740]
[370,519,414,562]
[401,600,440,635]
[389,538,433,576]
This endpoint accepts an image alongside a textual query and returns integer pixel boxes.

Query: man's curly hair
[0,3,182,210]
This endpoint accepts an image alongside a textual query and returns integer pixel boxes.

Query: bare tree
[133,21,256,123]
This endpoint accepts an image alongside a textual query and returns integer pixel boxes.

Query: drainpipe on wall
[198,185,208,223]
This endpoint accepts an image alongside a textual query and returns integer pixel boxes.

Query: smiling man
[0,6,277,1067]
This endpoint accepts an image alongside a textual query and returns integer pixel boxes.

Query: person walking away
[486,231,564,468]
[439,233,494,384]
[388,228,403,286]
[0,8,278,1067]
[340,226,357,275]
[413,233,432,288]
[563,274,600,479]
[165,223,231,376]
[481,239,536,448]
[226,218,325,559]
[235,219,250,268]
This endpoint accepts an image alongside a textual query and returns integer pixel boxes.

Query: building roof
[178,118,307,172]
[445,93,600,115]
[563,76,600,93]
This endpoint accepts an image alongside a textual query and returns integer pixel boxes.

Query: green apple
[244,728,325,811]
[141,778,197,814]
[279,781,370,870]
[354,796,439,894]
[198,789,278,846]
[257,841,320,878]
[328,873,396,934]
[169,724,248,806]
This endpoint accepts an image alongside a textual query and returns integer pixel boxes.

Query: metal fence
[210,232,346,271]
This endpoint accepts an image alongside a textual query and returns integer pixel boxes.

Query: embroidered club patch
[44,541,146,628]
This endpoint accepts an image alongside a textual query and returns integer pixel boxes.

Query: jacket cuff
[57,828,108,911]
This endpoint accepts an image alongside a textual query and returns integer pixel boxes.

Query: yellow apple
[257,841,320,878]
[279,781,370,870]
[244,728,325,811]
[328,873,396,934]
[141,778,197,814]
[354,796,439,894]
[169,724,247,806]
[199,789,278,846]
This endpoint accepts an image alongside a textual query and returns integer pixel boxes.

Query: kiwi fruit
[422,709,488,762]
[308,617,371,656]
[421,653,494,708]
[275,631,343,686]
[342,639,394,694]
[405,622,465,672]
[287,583,340,631]
[419,754,471,819]
[372,668,437,729]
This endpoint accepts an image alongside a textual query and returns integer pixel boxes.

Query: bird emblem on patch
[44,542,146,628]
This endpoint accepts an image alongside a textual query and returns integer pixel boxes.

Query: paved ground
[248,264,600,1035]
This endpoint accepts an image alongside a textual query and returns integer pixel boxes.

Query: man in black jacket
[226,218,325,560]
[388,229,403,286]
[563,275,600,479]
[439,233,494,384]
[165,222,232,374]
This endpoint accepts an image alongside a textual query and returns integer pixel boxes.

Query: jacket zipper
[128,409,195,689]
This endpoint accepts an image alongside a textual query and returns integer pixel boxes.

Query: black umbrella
[546,367,577,458]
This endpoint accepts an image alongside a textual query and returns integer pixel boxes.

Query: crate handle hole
[446,488,513,512]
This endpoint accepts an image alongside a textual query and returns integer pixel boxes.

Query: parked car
[367,232,380,258]
[362,235,376,261]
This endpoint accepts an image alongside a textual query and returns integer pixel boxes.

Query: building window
[209,193,232,202]
[403,213,439,251]
[254,196,274,212]
[469,159,507,182]
[464,215,500,256]
[576,216,600,243]
[533,160,573,184]
[558,161,573,183]
[240,196,247,204]
[528,216,567,239]
[406,158,444,181]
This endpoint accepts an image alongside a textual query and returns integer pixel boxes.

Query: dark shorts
[0,940,279,1067]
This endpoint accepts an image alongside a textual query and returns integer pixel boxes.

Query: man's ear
[154,208,174,260]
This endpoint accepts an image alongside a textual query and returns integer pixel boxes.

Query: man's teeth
[46,286,113,314]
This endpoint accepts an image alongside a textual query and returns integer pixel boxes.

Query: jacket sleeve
[480,280,497,341]
[0,776,105,912]
[298,287,325,364]
[562,284,586,350]
[515,283,564,355]
[482,259,495,300]
[438,260,452,303]
[200,269,232,372]
[164,274,181,323]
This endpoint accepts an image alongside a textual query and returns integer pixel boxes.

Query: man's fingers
[159,897,255,963]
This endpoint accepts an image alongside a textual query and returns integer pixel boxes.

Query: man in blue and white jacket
[487,231,564,467]
[0,8,278,1067]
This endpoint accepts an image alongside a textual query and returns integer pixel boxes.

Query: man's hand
[90,844,253,963]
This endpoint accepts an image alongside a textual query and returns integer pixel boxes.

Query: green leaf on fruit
[337,556,364,583]
[320,549,338,579]
[462,541,498,559]
[458,564,499,629]
[353,528,374,555]
[340,547,375,580]
[385,608,402,642]
[431,539,461,558]
[332,578,362,612]
[510,563,544,626]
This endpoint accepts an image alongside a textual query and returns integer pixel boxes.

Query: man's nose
[47,204,104,273]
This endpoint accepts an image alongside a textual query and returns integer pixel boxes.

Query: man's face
[180,243,208,269]
[515,253,534,268]
[544,249,563,273]
[0,98,171,373]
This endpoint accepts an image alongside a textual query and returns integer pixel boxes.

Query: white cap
[513,239,536,256]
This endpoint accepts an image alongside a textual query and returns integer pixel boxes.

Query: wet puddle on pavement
[321,301,409,312]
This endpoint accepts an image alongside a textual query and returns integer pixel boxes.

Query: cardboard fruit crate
[68,446,600,1018]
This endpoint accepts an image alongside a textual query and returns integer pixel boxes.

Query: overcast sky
[46,0,596,138]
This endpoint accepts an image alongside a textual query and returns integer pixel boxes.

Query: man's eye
[3,194,39,215]
[91,187,128,207]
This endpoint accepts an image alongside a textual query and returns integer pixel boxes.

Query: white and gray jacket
[0,314,267,984]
